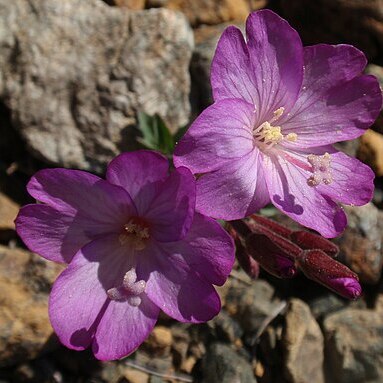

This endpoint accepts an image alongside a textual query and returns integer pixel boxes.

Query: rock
[308,294,346,320]
[145,326,172,356]
[357,129,383,176]
[274,0,383,64]
[0,192,18,231]
[123,368,149,383]
[0,0,193,172]
[200,343,257,383]
[0,245,63,367]
[225,278,281,334]
[282,299,324,383]
[323,307,383,383]
[146,0,168,7]
[106,0,146,9]
[335,203,383,284]
[166,0,250,27]
[209,310,244,344]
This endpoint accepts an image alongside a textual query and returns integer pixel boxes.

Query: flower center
[253,107,297,150]
[307,153,333,186]
[119,217,150,250]
[107,268,146,306]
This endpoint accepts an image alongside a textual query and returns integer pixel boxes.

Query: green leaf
[136,112,175,155]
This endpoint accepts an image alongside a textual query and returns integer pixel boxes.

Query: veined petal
[49,236,138,353]
[94,295,159,361]
[138,242,221,323]
[106,151,169,213]
[282,44,382,147]
[161,213,235,286]
[211,26,257,106]
[27,168,137,225]
[285,147,374,207]
[263,154,347,238]
[195,149,270,220]
[143,167,196,242]
[16,204,115,263]
[245,10,304,121]
[174,99,255,173]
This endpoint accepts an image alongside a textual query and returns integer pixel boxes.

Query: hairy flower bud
[296,249,361,299]
[290,230,339,257]
[246,232,297,278]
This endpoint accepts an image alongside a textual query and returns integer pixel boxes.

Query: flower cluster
[15,9,381,361]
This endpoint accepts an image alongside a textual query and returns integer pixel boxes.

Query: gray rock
[282,299,324,383]
[201,343,257,383]
[335,203,383,284]
[225,279,281,334]
[323,307,383,383]
[0,0,193,172]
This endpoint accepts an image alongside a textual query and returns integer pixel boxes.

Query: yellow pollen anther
[272,107,285,121]
[286,133,298,142]
[119,219,150,250]
[252,107,298,150]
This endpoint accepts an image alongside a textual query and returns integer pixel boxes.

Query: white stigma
[107,268,146,306]
[307,152,333,186]
[253,107,298,150]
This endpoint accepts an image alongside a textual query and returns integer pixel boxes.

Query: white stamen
[307,152,333,187]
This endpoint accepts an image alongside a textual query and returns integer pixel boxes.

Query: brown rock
[123,368,149,383]
[166,0,250,27]
[0,192,19,231]
[146,326,172,355]
[108,0,146,8]
[323,307,383,383]
[0,245,64,367]
[335,203,383,284]
[0,0,193,172]
[282,299,324,383]
[358,129,383,176]
[275,0,383,64]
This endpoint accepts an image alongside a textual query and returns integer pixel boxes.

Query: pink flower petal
[94,294,159,361]
[282,44,382,147]
[16,204,112,263]
[245,10,304,120]
[106,151,169,213]
[138,242,221,323]
[49,235,138,352]
[195,150,270,220]
[161,213,235,286]
[27,168,137,226]
[174,99,255,173]
[263,154,347,238]
[143,167,196,242]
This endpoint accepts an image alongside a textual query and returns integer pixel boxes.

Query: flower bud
[228,226,259,279]
[290,230,339,257]
[296,249,361,300]
[249,214,293,238]
[246,232,297,279]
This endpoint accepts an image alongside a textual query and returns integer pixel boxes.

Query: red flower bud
[246,232,297,279]
[249,214,293,238]
[290,230,339,257]
[296,250,361,300]
[229,226,259,279]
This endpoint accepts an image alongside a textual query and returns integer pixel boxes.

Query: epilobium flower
[174,10,382,238]
[15,151,234,360]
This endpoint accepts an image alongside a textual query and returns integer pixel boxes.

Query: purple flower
[174,10,382,238]
[15,151,234,360]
